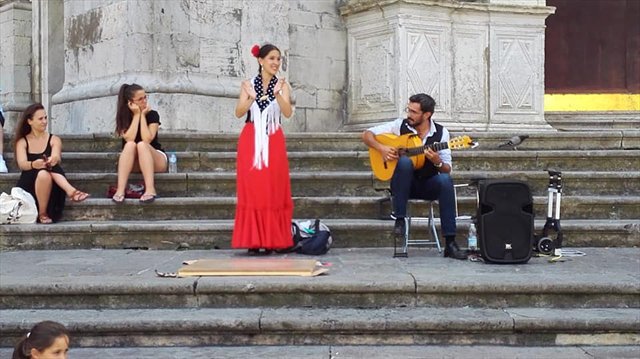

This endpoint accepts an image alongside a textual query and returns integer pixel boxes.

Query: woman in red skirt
[232,43,294,255]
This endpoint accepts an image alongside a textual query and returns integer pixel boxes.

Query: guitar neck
[406,141,448,156]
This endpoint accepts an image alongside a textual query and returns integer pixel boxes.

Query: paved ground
[0,247,638,293]
[1,247,638,357]
[1,345,639,358]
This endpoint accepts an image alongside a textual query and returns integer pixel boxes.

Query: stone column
[0,0,32,131]
[50,0,290,134]
[31,0,64,117]
[340,0,555,131]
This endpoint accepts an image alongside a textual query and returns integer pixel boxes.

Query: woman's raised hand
[128,101,141,114]
[274,77,286,94]
[241,80,257,100]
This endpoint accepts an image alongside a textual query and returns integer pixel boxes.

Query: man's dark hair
[409,93,436,114]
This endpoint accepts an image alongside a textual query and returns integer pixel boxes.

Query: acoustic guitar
[368,133,475,181]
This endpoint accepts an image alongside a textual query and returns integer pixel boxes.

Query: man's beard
[407,117,423,126]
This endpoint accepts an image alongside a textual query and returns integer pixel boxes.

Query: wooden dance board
[177,258,328,277]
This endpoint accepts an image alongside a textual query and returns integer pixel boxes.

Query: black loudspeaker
[476,179,534,264]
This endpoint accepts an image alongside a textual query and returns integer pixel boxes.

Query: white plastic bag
[0,187,37,224]
[0,192,21,224]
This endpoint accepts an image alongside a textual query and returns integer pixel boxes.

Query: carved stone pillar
[340,0,555,131]
[0,0,33,131]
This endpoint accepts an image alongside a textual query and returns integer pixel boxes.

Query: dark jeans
[390,156,456,237]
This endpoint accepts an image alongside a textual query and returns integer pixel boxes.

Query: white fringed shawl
[249,79,281,170]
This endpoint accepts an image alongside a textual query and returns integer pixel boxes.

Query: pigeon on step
[498,135,529,150]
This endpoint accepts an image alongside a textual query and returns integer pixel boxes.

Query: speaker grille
[477,180,534,264]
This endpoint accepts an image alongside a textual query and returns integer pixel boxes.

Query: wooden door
[545,0,639,94]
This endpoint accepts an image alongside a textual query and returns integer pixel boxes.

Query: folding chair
[376,184,469,257]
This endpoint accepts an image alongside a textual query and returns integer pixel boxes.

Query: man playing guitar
[362,93,467,260]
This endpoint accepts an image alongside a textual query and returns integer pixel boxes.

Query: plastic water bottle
[467,223,477,251]
[168,152,177,173]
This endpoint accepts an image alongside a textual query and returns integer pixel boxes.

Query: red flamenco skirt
[232,123,294,249]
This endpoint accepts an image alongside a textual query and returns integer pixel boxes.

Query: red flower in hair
[251,44,260,58]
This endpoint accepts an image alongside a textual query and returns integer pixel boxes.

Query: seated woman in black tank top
[14,103,89,224]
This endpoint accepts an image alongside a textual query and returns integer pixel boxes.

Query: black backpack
[285,219,333,255]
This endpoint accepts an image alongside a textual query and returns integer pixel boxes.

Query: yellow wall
[544,94,640,112]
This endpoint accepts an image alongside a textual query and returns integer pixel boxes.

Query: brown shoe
[70,190,90,202]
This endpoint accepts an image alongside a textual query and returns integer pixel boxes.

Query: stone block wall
[45,0,348,134]
[287,0,347,133]
[0,0,32,131]
[1,0,555,134]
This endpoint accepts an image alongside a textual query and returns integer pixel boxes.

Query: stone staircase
[1,131,639,249]
[1,130,639,355]
[0,248,638,356]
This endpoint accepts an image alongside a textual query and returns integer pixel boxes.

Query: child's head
[12,321,69,359]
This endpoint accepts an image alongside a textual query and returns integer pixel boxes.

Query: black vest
[399,119,443,179]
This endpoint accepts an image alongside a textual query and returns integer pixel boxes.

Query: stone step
[545,112,640,131]
[1,171,638,197]
[6,130,639,151]
[0,307,638,347]
[3,345,638,359]
[60,196,640,221]
[3,149,639,173]
[0,248,638,310]
[1,219,638,250]
[1,345,638,359]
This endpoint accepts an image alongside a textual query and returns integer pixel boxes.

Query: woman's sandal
[38,214,53,224]
[112,193,125,204]
[70,190,90,202]
[140,193,156,203]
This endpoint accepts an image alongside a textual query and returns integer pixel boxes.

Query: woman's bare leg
[152,150,168,173]
[116,141,138,195]
[50,172,77,196]
[136,142,166,196]
[34,170,52,216]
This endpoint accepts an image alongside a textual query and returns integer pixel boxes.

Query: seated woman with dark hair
[112,83,167,204]
[14,103,89,224]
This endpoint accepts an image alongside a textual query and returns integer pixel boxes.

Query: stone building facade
[1,0,554,134]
